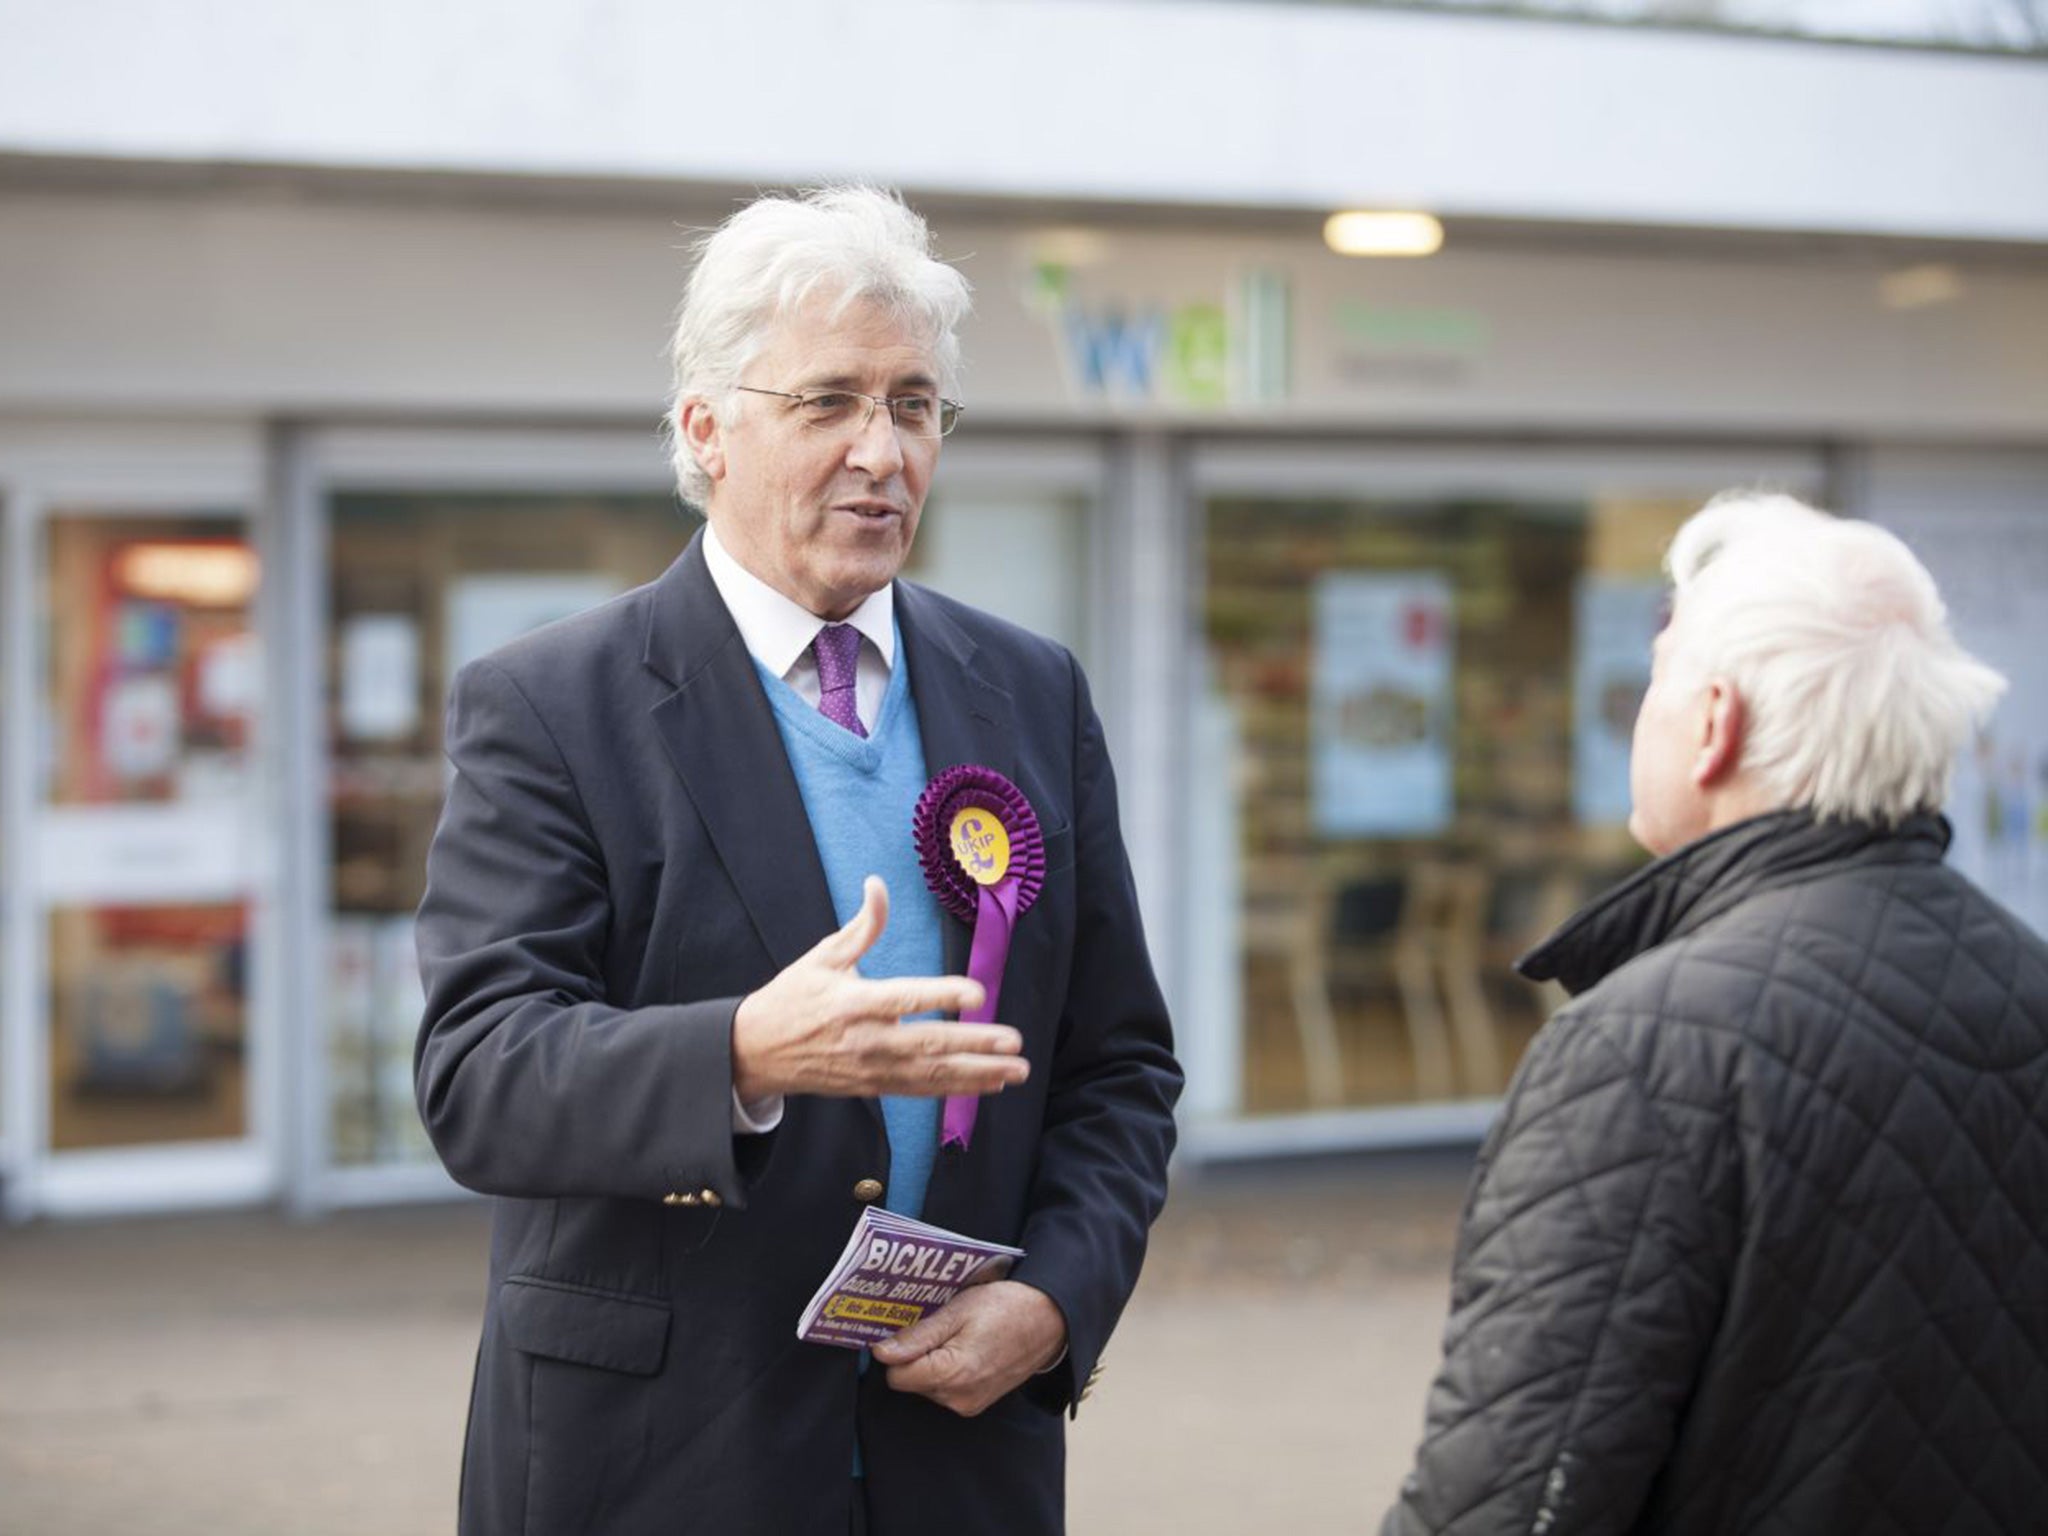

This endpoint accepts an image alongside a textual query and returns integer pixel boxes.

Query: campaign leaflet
[797,1206,1024,1349]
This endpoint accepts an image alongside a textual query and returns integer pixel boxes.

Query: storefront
[2,186,2045,1217]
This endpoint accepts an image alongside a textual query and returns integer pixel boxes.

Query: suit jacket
[415,530,1183,1536]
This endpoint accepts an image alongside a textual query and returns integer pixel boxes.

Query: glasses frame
[735,385,964,439]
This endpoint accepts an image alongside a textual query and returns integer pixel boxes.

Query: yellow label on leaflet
[949,809,1010,886]
[825,1295,925,1327]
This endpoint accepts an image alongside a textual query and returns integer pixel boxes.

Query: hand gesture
[730,876,1028,1101]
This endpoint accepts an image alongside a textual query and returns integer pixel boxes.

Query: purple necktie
[812,623,867,738]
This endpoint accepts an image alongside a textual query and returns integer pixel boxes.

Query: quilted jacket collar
[1518,809,1953,997]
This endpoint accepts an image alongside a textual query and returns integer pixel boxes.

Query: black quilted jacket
[1383,811,2048,1535]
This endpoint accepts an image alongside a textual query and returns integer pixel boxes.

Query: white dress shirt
[701,524,896,1133]
[702,523,893,732]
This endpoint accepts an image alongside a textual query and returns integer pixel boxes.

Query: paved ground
[0,1148,1474,1535]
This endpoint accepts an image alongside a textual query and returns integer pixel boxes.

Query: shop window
[1200,492,1691,1114]
[44,517,257,809]
[325,491,693,1168]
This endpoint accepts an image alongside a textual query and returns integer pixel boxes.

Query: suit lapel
[896,581,1016,986]
[645,532,838,973]
[898,583,1028,1193]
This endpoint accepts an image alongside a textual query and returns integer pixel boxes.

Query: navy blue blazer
[415,530,1183,1535]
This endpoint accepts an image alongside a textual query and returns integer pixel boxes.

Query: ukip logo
[950,811,1011,885]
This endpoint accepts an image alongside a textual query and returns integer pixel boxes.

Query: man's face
[1627,607,1712,857]
[687,294,942,620]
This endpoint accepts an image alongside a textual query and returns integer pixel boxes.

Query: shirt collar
[701,522,896,677]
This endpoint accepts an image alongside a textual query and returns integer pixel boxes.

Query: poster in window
[1884,507,2048,936]
[340,614,421,742]
[1573,577,1666,827]
[1311,571,1453,836]
[101,673,180,783]
[445,574,622,682]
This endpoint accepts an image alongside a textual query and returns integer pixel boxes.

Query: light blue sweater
[755,638,943,1222]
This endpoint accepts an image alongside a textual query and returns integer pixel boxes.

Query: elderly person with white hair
[415,187,1181,1536]
[1382,492,2048,1535]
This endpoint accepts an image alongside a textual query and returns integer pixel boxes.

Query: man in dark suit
[414,185,1182,1535]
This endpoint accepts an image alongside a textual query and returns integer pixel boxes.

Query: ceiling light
[1878,263,1964,311]
[1028,227,1111,267]
[1324,210,1444,258]
[114,543,260,607]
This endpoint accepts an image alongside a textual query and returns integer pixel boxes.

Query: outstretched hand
[731,876,1028,1101]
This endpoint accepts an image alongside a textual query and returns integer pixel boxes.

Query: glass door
[298,428,694,1206]
[6,434,277,1217]
[0,493,13,1209]
[323,487,690,1187]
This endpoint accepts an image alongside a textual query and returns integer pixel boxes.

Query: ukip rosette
[911,765,1046,1150]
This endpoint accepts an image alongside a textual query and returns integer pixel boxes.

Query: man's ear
[1693,678,1745,788]
[679,398,726,484]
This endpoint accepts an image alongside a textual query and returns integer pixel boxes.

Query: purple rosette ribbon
[912,765,1046,1150]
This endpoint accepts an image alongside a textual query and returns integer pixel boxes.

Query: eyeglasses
[736,385,964,439]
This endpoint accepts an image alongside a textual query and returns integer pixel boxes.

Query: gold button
[853,1178,885,1204]
[699,1188,722,1207]
[662,1192,685,1206]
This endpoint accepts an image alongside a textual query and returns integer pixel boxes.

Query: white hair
[1662,491,2007,826]
[661,185,972,506]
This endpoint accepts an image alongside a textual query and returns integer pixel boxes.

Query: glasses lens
[936,400,962,437]
[884,395,946,438]
[796,391,868,432]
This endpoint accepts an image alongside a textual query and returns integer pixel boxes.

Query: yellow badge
[949,807,1011,886]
